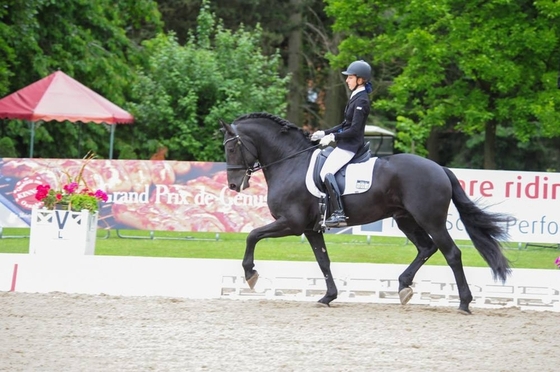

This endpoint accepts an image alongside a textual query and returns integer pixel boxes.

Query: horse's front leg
[242,219,295,289]
[304,230,338,306]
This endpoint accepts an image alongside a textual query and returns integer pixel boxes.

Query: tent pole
[109,124,115,159]
[78,122,82,156]
[29,121,35,158]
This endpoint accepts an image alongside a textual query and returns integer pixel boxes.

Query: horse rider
[311,60,372,227]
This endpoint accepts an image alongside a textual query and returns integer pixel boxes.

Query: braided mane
[235,112,301,131]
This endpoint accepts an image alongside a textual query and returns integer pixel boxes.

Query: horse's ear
[219,119,235,135]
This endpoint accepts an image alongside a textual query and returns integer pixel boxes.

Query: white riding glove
[320,133,335,147]
[310,130,325,141]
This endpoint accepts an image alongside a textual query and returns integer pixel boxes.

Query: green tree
[0,0,162,158]
[128,1,290,161]
[156,0,293,51]
[326,0,560,169]
[156,0,346,130]
[0,137,17,157]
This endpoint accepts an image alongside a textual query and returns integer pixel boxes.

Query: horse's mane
[233,112,314,147]
[235,112,307,134]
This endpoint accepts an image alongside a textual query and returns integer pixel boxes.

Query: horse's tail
[443,167,511,282]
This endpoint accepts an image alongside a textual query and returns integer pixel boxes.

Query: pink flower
[32,151,107,212]
[94,189,108,202]
[63,182,79,194]
[555,256,560,268]
[35,185,51,201]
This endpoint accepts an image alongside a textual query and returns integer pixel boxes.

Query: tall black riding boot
[324,173,347,228]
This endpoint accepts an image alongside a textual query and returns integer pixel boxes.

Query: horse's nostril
[229,183,236,190]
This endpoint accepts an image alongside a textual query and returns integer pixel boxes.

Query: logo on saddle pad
[305,148,377,198]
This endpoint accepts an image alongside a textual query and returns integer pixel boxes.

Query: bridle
[223,127,260,176]
[223,123,320,178]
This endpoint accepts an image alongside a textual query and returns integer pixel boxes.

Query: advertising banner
[0,158,273,233]
[1,158,558,244]
[355,168,560,244]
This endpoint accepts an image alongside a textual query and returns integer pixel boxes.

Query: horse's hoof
[316,300,330,308]
[399,287,413,305]
[317,294,336,307]
[457,307,472,315]
[246,272,259,289]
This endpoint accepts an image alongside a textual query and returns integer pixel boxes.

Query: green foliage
[128,1,290,161]
[326,0,560,164]
[392,116,429,156]
[0,137,17,157]
[68,193,100,213]
[0,0,162,159]
[2,0,559,167]
[156,0,295,54]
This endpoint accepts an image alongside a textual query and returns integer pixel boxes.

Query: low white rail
[1,254,558,312]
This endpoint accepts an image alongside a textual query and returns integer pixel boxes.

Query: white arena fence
[1,254,558,312]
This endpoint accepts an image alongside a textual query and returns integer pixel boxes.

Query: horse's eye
[228,148,234,153]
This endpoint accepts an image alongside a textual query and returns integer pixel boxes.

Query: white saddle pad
[305,150,377,198]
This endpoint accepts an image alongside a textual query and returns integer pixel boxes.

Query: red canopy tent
[0,70,134,158]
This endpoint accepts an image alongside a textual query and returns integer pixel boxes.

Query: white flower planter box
[29,207,99,255]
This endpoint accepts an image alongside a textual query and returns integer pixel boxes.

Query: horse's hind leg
[397,215,474,313]
[429,230,473,314]
[304,230,338,306]
[394,215,438,305]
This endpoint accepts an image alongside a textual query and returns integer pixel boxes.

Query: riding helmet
[342,60,372,82]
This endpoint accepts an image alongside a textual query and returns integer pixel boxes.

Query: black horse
[220,112,510,314]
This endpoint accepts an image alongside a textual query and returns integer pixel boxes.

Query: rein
[223,124,320,176]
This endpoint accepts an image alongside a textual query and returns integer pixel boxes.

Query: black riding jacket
[325,89,370,153]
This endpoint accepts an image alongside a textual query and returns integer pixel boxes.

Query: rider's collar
[350,85,366,99]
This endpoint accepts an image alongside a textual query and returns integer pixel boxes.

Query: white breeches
[320,147,355,182]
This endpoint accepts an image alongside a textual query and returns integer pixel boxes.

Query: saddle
[312,142,372,194]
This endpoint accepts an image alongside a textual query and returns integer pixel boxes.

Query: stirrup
[325,212,347,228]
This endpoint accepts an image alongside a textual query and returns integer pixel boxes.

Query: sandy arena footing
[0,292,557,372]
